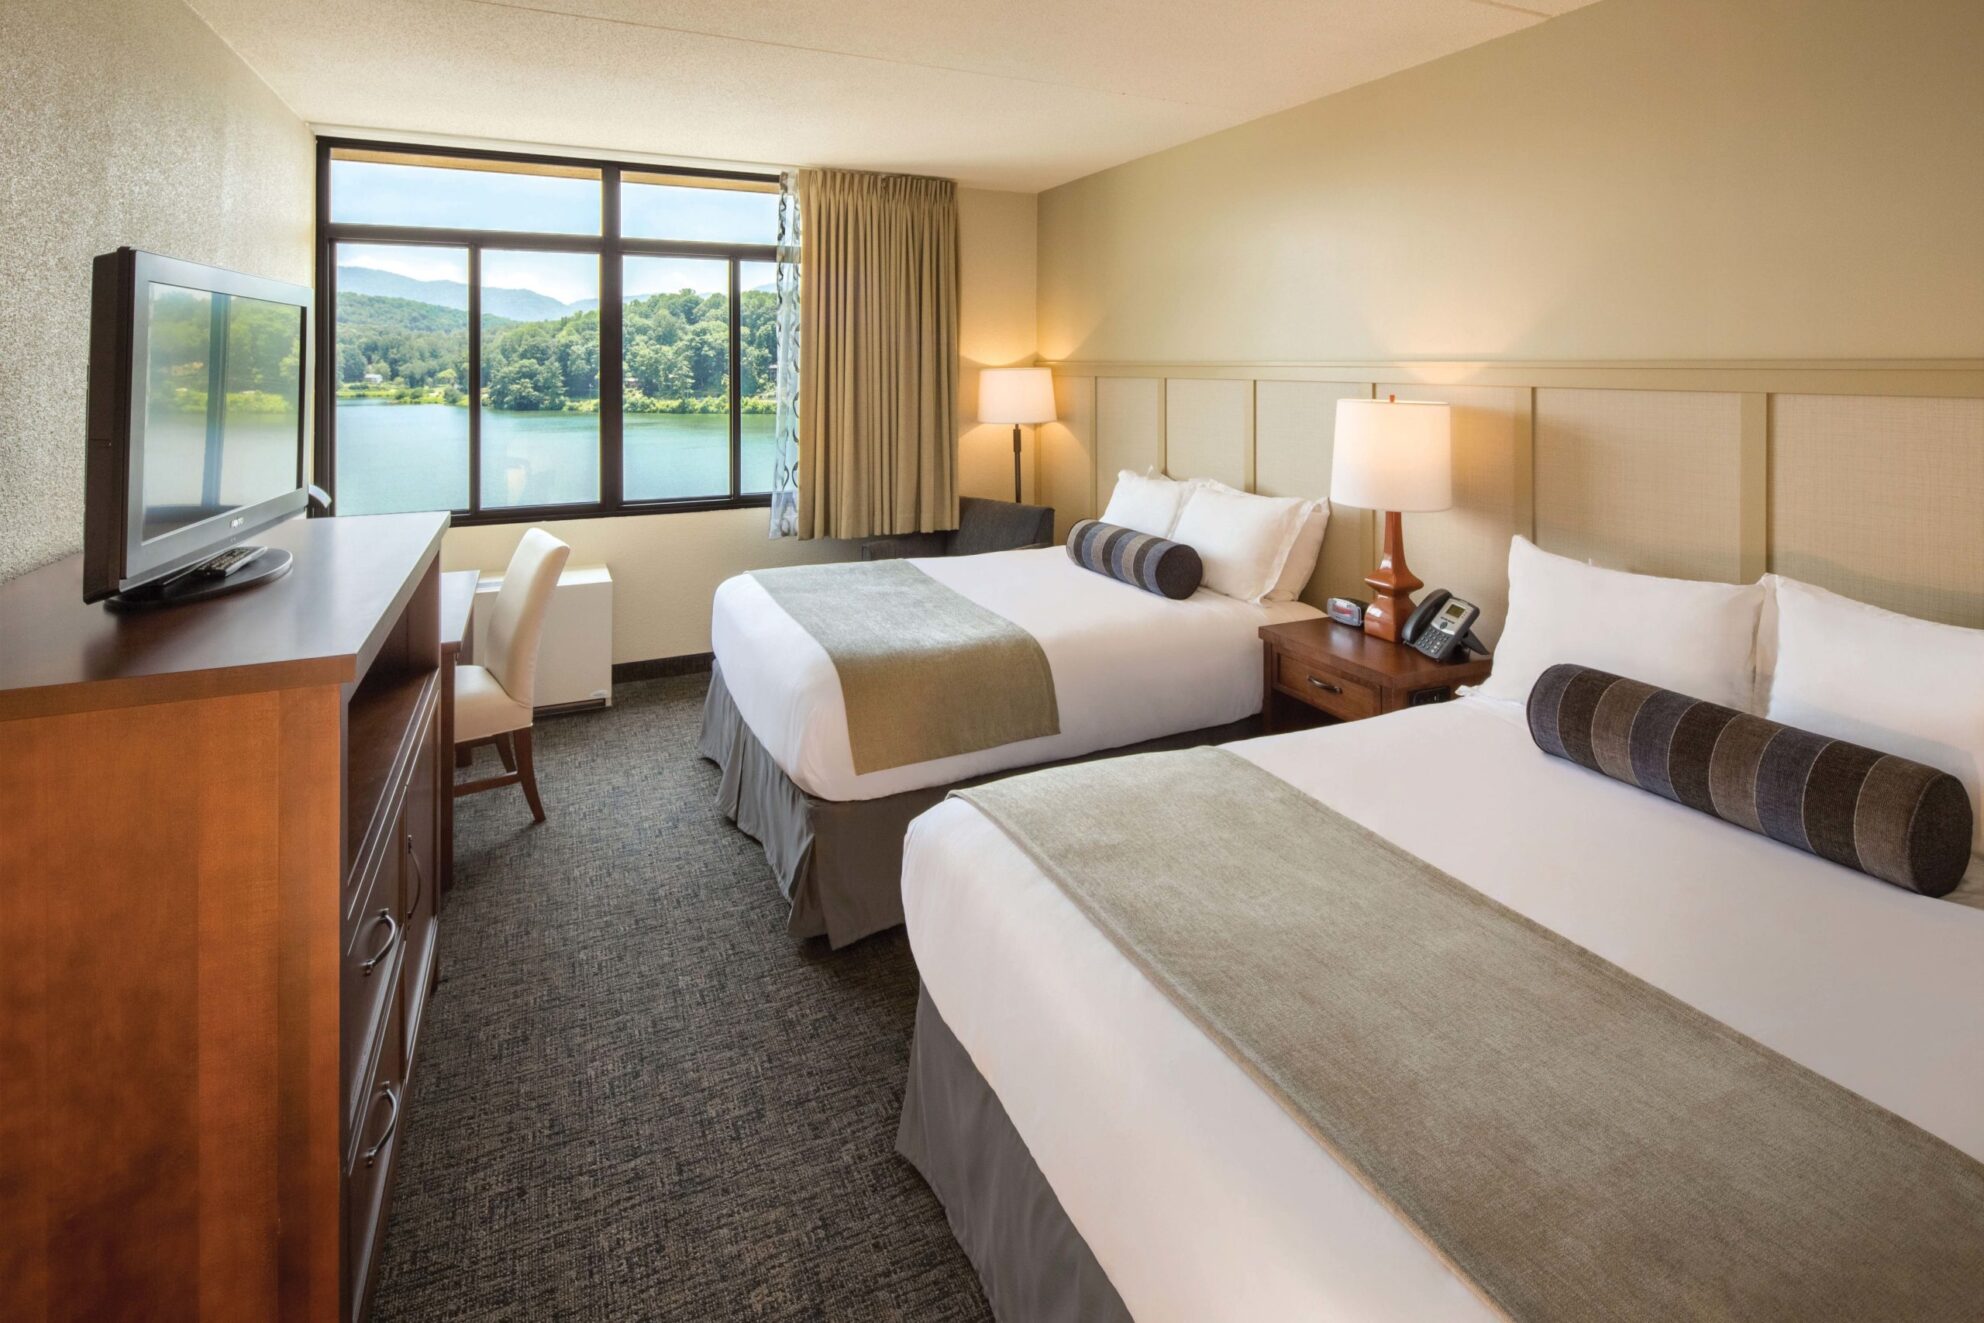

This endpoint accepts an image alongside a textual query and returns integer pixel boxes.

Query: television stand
[1,511,448,1321]
[104,544,293,611]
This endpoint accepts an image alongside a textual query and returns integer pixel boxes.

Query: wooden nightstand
[1259,617,1492,734]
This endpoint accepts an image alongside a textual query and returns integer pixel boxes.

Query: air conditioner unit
[471,563,613,714]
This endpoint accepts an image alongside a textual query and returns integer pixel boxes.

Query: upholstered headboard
[1040,361,1984,644]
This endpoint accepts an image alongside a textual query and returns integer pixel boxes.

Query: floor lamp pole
[1012,423,1023,503]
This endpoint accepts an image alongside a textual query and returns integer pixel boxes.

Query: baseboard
[535,698,610,719]
[612,652,715,684]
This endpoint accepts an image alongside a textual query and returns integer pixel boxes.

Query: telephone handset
[1401,590,1489,662]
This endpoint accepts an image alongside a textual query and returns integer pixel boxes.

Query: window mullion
[728,258,742,500]
[601,167,624,515]
[467,244,482,515]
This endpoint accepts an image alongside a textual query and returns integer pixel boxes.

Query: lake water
[335,398,776,515]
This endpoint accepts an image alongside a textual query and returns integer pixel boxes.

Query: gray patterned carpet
[371,674,992,1322]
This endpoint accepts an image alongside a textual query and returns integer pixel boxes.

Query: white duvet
[902,697,1984,1322]
[709,546,1319,801]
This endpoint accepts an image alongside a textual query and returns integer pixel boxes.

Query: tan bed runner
[751,559,1059,775]
[956,746,1984,1321]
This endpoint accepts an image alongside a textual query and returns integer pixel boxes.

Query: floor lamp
[978,367,1056,504]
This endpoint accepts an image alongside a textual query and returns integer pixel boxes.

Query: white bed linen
[902,697,1984,1323]
[710,547,1319,801]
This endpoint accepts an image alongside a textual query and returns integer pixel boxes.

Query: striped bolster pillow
[1528,663,1973,897]
[1066,519,1203,600]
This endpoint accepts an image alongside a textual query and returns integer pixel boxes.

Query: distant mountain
[336,265,575,322]
[336,291,471,332]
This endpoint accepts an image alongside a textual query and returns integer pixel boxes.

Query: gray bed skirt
[898,987,1132,1323]
[699,661,1261,948]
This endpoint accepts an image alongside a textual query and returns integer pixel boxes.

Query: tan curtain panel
[795,169,959,540]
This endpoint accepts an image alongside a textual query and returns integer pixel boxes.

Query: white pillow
[1168,484,1310,602]
[1189,479,1329,602]
[1266,500,1330,602]
[1475,536,1763,710]
[1099,469,1192,538]
[1766,575,1984,857]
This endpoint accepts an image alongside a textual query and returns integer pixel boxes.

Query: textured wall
[1037,0,1984,363]
[0,0,315,583]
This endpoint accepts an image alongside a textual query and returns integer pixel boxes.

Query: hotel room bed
[701,544,1319,945]
[898,695,1984,1321]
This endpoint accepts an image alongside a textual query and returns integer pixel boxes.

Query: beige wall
[442,509,852,664]
[1038,0,1984,364]
[956,188,1041,502]
[0,0,317,583]
[442,185,1040,662]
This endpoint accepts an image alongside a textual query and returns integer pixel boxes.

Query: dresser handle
[359,909,399,976]
[404,832,425,919]
[1307,676,1344,695]
[362,1083,400,1169]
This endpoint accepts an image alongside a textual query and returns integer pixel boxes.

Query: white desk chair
[454,528,571,821]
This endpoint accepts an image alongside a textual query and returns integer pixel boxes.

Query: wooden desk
[438,569,479,904]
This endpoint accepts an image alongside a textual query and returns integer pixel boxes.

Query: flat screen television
[82,248,313,605]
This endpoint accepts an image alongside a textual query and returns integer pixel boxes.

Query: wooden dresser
[0,512,449,1322]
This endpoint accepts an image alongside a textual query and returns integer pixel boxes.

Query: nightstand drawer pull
[1307,677,1344,695]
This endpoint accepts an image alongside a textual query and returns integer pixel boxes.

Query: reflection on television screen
[140,282,302,542]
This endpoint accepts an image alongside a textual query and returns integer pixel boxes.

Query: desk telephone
[1401,590,1489,662]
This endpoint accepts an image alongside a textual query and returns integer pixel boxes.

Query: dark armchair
[858,497,1057,560]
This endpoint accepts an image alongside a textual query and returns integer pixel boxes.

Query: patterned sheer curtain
[767,170,802,538]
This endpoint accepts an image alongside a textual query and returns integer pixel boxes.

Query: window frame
[314,136,781,525]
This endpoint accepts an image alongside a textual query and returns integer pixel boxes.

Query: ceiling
[188,0,1599,192]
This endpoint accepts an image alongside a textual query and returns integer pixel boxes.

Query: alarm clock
[1325,596,1368,628]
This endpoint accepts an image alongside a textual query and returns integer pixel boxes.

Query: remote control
[197,545,267,579]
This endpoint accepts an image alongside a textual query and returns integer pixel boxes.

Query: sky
[332,158,780,303]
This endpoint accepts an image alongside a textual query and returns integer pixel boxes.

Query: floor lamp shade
[978,367,1056,503]
[1330,398,1453,641]
[977,367,1057,426]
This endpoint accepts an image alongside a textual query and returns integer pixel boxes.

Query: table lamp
[1330,396,1453,641]
[978,367,1056,503]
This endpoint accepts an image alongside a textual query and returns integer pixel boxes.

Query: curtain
[768,170,803,538]
[791,168,959,541]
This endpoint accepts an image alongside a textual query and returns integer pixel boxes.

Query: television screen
[83,249,313,604]
[138,282,304,542]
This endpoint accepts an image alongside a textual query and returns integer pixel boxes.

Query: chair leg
[455,742,474,770]
[496,732,517,773]
[514,728,545,823]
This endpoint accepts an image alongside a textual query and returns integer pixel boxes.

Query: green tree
[334,283,775,409]
[681,320,729,395]
[656,344,695,399]
[487,355,564,410]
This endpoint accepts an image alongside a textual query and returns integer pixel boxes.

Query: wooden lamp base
[1361,510,1422,642]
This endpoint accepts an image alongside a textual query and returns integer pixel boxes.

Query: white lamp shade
[1330,398,1453,512]
[978,367,1057,425]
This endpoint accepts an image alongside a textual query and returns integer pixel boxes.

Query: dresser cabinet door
[399,716,440,1072]
[340,831,404,1135]
[345,987,406,1322]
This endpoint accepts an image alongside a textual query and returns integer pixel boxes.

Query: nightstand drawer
[1276,653,1380,721]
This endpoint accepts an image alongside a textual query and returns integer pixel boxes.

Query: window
[622,171,778,244]
[317,141,781,523]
